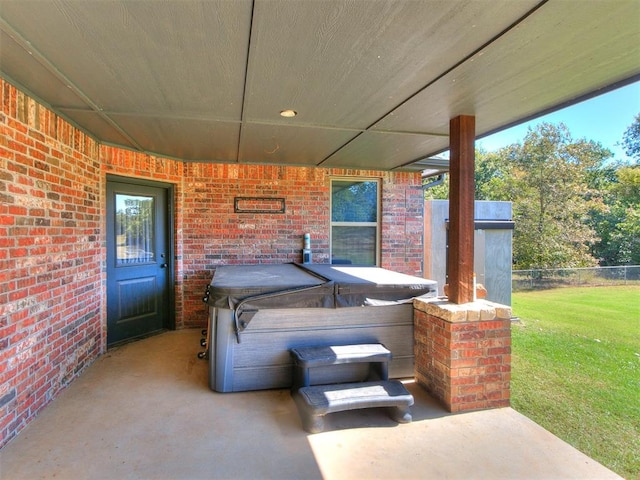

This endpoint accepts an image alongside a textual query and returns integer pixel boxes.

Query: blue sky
[476,81,640,163]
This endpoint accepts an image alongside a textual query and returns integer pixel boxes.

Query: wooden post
[448,115,475,304]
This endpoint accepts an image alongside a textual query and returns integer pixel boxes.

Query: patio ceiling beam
[447,115,476,304]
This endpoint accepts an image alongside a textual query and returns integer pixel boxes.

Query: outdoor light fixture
[280,109,297,118]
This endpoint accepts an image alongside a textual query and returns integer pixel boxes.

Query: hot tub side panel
[208,304,415,392]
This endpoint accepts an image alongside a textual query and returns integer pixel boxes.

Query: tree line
[425,115,640,270]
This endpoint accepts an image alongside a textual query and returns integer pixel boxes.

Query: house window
[330,178,380,265]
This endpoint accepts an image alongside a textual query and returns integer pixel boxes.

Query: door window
[115,194,155,265]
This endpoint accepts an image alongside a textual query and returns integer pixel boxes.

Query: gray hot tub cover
[204,263,437,332]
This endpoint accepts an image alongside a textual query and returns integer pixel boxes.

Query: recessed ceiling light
[280,109,297,118]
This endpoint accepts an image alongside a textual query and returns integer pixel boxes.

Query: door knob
[160,263,168,268]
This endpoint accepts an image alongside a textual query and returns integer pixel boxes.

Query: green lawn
[511,286,640,479]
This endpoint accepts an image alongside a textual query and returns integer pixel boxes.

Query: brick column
[413,298,512,412]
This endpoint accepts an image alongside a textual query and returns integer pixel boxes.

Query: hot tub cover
[204,263,334,311]
[302,264,437,307]
[204,264,437,333]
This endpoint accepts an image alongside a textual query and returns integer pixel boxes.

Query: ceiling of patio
[0,0,638,172]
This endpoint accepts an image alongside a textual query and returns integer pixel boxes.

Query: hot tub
[203,263,437,392]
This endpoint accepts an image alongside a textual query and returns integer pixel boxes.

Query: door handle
[160,263,168,268]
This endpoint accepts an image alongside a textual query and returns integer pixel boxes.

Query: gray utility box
[204,264,437,393]
[424,200,514,306]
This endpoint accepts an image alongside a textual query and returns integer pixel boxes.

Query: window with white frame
[330,178,380,265]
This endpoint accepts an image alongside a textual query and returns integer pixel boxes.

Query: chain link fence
[512,265,640,291]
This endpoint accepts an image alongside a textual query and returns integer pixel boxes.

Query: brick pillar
[413,298,512,412]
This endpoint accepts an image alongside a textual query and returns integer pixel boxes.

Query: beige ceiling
[1,0,639,172]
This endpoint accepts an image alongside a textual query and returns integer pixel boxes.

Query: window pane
[115,194,155,265]
[331,180,377,222]
[331,226,376,265]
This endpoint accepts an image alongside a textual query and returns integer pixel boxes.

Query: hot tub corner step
[293,380,413,433]
[290,343,392,389]
[290,343,392,367]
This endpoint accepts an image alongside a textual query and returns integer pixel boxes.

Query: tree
[621,113,640,161]
[424,122,631,269]
[589,114,639,265]
[475,149,513,201]
[612,165,640,205]
[590,164,640,265]
[423,148,513,201]
[610,207,640,264]
[491,123,611,269]
[423,173,449,200]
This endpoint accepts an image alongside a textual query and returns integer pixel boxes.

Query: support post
[448,115,475,304]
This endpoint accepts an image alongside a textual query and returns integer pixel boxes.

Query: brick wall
[101,155,425,329]
[414,298,511,412]
[382,177,424,273]
[1,78,425,447]
[176,163,425,328]
[1,80,103,446]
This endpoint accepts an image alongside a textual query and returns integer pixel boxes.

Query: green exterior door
[106,180,170,346]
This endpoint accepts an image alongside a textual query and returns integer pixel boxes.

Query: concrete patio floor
[0,329,620,480]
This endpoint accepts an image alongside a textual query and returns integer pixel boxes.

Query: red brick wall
[176,164,425,328]
[1,81,103,446]
[101,154,425,329]
[178,162,332,328]
[1,78,424,447]
[414,299,511,412]
[382,176,424,273]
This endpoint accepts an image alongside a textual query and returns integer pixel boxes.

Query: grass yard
[511,286,640,479]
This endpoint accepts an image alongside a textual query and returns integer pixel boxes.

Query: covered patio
[0,329,620,479]
[1,0,639,470]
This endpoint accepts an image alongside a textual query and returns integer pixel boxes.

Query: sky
[476,81,640,163]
